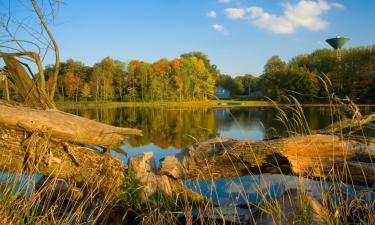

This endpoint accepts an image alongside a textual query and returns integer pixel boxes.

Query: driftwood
[323,113,375,134]
[0,100,142,148]
[159,135,375,186]
[0,124,125,192]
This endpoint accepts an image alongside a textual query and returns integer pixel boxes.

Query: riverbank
[57,100,375,110]
[56,100,274,109]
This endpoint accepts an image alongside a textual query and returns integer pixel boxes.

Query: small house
[214,85,230,99]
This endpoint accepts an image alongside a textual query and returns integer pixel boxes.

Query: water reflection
[64,107,338,148]
[63,106,374,163]
[183,174,375,206]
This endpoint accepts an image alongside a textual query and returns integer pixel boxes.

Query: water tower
[326,35,349,92]
[326,35,349,60]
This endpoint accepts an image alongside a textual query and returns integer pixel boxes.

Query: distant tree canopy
[258,46,375,103]
[37,52,217,102]
[2,47,374,103]
[216,45,375,103]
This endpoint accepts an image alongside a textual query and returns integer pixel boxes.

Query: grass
[1,78,375,224]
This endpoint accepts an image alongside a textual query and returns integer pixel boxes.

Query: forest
[219,45,375,103]
[2,46,374,103]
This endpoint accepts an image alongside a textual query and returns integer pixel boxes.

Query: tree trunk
[2,56,55,109]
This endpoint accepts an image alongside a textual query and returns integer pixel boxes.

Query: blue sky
[3,0,375,76]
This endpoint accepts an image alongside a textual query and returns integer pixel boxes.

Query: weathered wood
[2,55,55,109]
[159,135,375,185]
[0,125,125,193]
[0,100,142,148]
[322,114,375,134]
[159,137,290,180]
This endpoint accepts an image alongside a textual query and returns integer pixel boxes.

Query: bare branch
[31,0,60,99]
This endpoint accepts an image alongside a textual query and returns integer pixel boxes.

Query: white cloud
[248,7,294,34]
[331,2,345,9]
[284,0,330,31]
[225,8,246,19]
[212,23,225,32]
[207,10,217,18]
[218,0,231,3]
[224,0,340,34]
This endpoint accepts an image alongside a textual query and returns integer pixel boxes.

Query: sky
[2,0,375,76]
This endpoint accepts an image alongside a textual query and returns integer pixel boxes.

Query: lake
[64,105,370,162]
[63,105,375,209]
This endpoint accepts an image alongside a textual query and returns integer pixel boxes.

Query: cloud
[224,0,340,34]
[212,23,226,32]
[207,10,217,18]
[331,2,344,9]
[248,7,294,34]
[218,0,231,3]
[225,8,246,19]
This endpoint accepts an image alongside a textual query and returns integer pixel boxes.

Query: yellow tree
[81,83,91,99]
[151,59,170,101]
[63,71,80,101]
[170,59,183,101]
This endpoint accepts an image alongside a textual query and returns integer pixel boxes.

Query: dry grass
[1,76,375,224]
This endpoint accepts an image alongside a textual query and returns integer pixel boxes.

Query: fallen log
[321,114,375,134]
[0,100,142,149]
[0,124,125,193]
[159,135,375,186]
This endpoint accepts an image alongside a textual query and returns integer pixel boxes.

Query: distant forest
[1,46,374,103]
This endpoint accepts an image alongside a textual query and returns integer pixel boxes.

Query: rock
[256,189,330,225]
[128,152,204,201]
[158,155,183,178]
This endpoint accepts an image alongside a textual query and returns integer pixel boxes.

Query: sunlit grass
[1,77,375,224]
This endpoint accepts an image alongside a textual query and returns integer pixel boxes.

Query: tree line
[41,52,218,102]
[218,45,375,103]
[1,45,374,103]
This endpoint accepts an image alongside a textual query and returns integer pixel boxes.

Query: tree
[63,71,81,101]
[216,74,243,96]
[264,56,287,75]
[81,83,91,99]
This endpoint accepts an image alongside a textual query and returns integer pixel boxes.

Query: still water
[64,106,375,206]
[64,106,351,162]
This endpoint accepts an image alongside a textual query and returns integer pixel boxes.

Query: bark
[159,135,375,186]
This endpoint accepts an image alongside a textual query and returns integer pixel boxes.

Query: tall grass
[1,76,375,224]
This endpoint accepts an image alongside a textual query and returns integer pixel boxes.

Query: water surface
[64,106,375,207]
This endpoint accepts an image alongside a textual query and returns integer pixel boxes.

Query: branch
[31,0,60,99]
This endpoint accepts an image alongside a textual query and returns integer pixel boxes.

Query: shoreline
[56,100,375,110]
